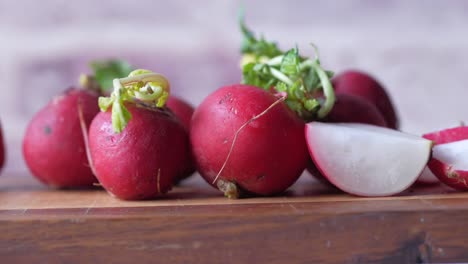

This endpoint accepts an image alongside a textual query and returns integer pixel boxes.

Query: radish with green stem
[88,69,190,200]
[91,59,195,183]
[190,16,336,198]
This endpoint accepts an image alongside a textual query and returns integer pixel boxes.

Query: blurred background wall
[1,0,468,174]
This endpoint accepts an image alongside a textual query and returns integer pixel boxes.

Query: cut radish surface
[432,140,468,171]
[428,140,468,190]
[423,126,468,190]
[306,122,432,196]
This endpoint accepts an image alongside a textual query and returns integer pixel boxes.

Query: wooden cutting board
[1,172,468,264]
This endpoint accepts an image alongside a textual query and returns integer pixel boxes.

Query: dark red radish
[423,126,468,190]
[325,94,388,127]
[89,69,190,200]
[23,88,100,188]
[306,123,431,196]
[166,96,196,183]
[332,70,398,129]
[191,84,309,198]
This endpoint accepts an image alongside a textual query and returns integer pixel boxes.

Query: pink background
[1,0,468,174]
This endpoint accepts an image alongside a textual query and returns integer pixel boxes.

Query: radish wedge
[306,122,432,196]
[429,140,468,190]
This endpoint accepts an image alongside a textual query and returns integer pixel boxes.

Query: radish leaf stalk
[99,69,171,133]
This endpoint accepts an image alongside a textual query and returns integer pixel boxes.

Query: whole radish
[89,69,190,200]
[23,85,100,188]
[332,70,398,129]
[191,17,337,198]
[92,60,195,184]
[191,84,309,197]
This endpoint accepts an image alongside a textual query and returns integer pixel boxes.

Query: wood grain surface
[2,173,468,264]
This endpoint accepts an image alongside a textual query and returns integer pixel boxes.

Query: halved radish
[428,140,468,190]
[423,126,468,190]
[306,122,432,196]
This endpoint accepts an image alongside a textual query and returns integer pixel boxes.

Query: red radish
[423,126,468,190]
[166,96,196,182]
[332,70,398,129]
[23,88,100,188]
[325,94,388,127]
[306,122,432,196]
[89,69,190,200]
[89,104,188,200]
[191,84,309,198]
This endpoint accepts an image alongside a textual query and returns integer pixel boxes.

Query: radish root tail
[211,94,287,186]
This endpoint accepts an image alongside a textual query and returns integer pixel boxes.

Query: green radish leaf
[280,48,300,76]
[98,96,114,111]
[303,68,319,92]
[111,100,132,133]
[91,60,133,91]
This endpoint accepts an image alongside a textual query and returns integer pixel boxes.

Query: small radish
[423,126,468,190]
[191,17,336,198]
[325,94,388,127]
[191,84,309,197]
[23,84,100,188]
[332,70,398,129]
[89,69,190,200]
[306,122,432,196]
